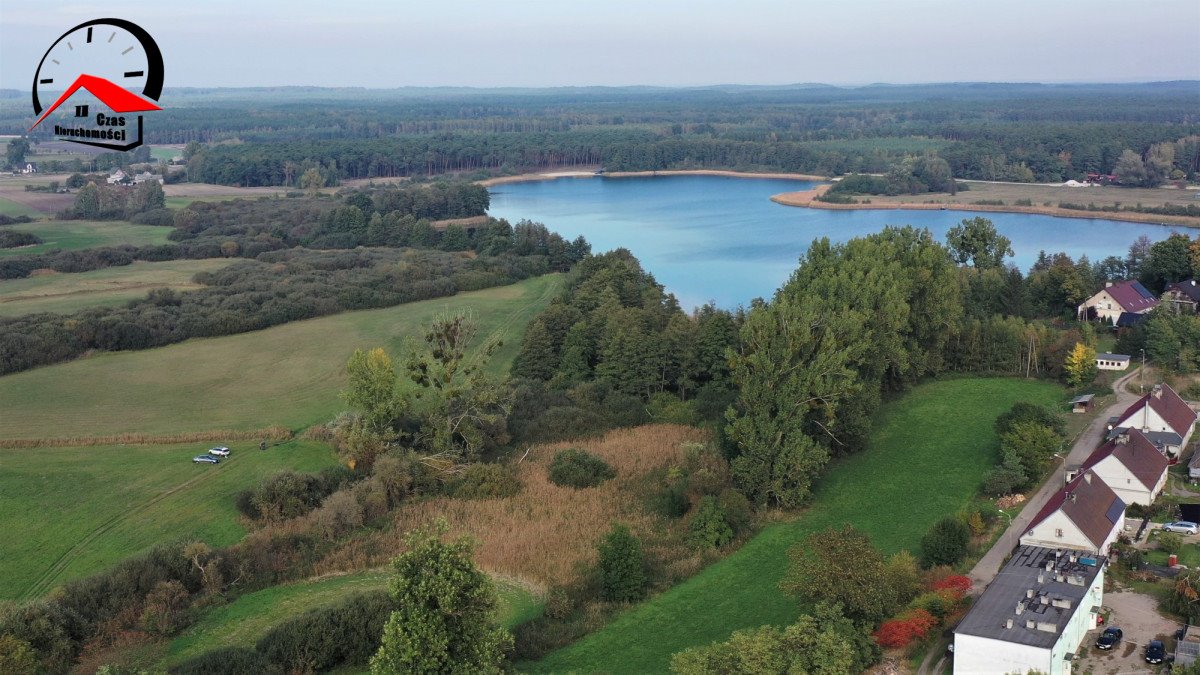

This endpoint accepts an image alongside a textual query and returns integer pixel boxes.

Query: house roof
[1165,279,1200,304]
[1024,470,1124,549]
[1103,280,1159,313]
[1114,384,1198,438]
[29,74,161,132]
[1116,312,1146,328]
[1096,353,1130,362]
[955,545,1104,649]
[1079,429,1168,491]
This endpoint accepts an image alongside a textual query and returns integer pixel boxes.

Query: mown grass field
[163,571,542,666]
[0,258,234,317]
[0,439,339,601]
[0,274,561,440]
[0,219,174,257]
[0,196,42,218]
[529,377,1063,673]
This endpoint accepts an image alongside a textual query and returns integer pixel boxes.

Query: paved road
[919,369,1143,675]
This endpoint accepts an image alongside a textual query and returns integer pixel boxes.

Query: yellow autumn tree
[1064,342,1098,388]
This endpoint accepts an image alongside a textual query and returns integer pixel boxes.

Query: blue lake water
[487,175,1185,309]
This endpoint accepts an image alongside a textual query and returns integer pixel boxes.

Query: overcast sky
[2,0,1198,90]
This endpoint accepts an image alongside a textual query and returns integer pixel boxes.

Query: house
[1163,279,1200,314]
[20,162,38,174]
[1020,470,1125,555]
[1069,394,1095,414]
[1108,383,1197,460]
[1077,280,1159,325]
[1095,353,1130,371]
[107,169,128,185]
[954,546,1105,675]
[133,171,163,185]
[1074,429,1168,506]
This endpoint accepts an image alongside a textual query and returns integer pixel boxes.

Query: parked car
[1095,626,1122,650]
[208,446,231,457]
[1162,521,1199,535]
[193,455,219,464]
[1145,639,1166,664]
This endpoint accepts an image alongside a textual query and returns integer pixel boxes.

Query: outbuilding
[1095,353,1130,371]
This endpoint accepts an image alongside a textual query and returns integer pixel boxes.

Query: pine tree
[598,523,647,602]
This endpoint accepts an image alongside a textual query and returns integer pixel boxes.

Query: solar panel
[1106,500,1125,524]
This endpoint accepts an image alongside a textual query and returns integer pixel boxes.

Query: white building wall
[1091,457,1159,506]
[953,633,1051,674]
[1119,405,1170,435]
[1021,511,1095,553]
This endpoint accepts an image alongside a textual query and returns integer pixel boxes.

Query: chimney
[1026,619,1036,630]
[1046,561,1054,572]
[1040,595,1049,606]
[1037,572,1045,584]
[1191,280,1196,287]
[1027,589,1035,599]
[1069,553,1077,563]
[1084,473,1092,485]
[1105,281,1114,288]
[1116,432,1129,445]
[1016,602,1026,615]
[1070,493,1077,503]
[1006,618,1014,629]
[1152,385,1163,399]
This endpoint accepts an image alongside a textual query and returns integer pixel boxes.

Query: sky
[1,0,1198,90]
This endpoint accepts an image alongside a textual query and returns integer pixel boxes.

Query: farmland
[162,570,541,667]
[529,377,1063,673]
[0,274,561,441]
[0,258,234,316]
[0,219,174,257]
[0,439,339,601]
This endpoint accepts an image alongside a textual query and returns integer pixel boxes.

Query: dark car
[1145,639,1166,664]
[193,455,219,464]
[1095,626,1122,650]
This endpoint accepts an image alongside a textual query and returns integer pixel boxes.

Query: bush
[717,488,752,534]
[169,647,281,675]
[872,608,938,649]
[140,580,191,636]
[920,517,971,568]
[995,402,1065,437]
[548,448,616,489]
[0,635,37,675]
[687,496,734,550]
[255,591,395,672]
[1159,532,1184,555]
[982,465,1027,496]
[449,463,522,499]
[597,524,647,602]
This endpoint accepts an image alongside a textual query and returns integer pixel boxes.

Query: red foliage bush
[932,574,972,596]
[873,608,938,648]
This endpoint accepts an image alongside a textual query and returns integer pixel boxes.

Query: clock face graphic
[29,18,164,150]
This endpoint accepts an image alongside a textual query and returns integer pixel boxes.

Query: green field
[530,377,1063,673]
[164,571,542,666]
[0,274,561,440]
[0,219,174,257]
[0,439,339,601]
[0,197,42,218]
[0,258,234,317]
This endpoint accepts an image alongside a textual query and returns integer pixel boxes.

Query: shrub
[255,591,395,672]
[982,465,1027,496]
[931,575,972,596]
[687,496,734,550]
[995,402,1065,437]
[717,488,752,534]
[920,517,971,568]
[313,490,365,541]
[872,609,937,649]
[597,524,647,602]
[0,635,37,675]
[449,463,522,499]
[140,580,192,636]
[169,646,281,675]
[548,448,615,489]
[1159,532,1184,555]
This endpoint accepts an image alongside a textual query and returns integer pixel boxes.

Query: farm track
[18,454,238,600]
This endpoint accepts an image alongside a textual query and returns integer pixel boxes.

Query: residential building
[954,546,1105,675]
[133,171,163,185]
[1108,383,1197,460]
[1094,353,1130,371]
[107,169,128,185]
[1073,429,1168,506]
[20,162,38,174]
[1020,470,1125,555]
[1077,280,1158,325]
[1163,279,1200,314]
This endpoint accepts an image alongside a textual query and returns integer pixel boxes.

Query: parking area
[1076,592,1177,674]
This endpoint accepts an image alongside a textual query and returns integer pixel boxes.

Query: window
[1055,528,1063,537]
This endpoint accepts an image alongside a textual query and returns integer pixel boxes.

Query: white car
[208,446,231,457]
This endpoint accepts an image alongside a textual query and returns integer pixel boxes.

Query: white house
[1077,280,1158,325]
[107,169,128,185]
[1095,353,1130,371]
[20,162,37,174]
[133,171,163,185]
[1020,470,1125,555]
[954,546,1105,675]
[1075,429,1168,506]
[1109,383,1197,460]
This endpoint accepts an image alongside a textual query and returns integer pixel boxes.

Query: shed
[1178,625,1200,666]
[1095,353,1130,371]
[1070,394,1095,414]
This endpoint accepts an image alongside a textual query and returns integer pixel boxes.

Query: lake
[487,175,1184,309]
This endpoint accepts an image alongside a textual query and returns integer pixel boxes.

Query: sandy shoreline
[477,168,827,187]
[771,185,1200,229]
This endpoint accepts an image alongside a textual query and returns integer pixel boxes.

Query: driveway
[1076,591,1177,674]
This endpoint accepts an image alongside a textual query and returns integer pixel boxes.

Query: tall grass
[0,426,293,449]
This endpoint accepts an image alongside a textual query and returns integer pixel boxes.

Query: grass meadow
[529,377,1063,673]
[0,439,339,601]
[162,570,542,667]
[0,274,561,441]
[0,258,234,317]
[0,219,174,257]
[0,196,43,218]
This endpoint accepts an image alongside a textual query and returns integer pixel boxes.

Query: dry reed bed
[0,426,293,449]
[317,424,709,592]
